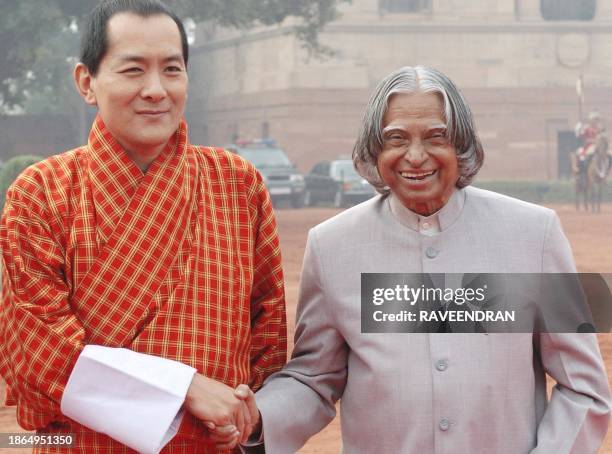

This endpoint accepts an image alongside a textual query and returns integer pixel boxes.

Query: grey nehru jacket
[254,186,611,454]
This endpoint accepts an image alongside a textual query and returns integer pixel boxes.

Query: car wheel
[303,190,313,207]
[333,190,344,208]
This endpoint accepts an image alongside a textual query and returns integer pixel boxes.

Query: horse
[571,134,610,212]
[586,134,611,213]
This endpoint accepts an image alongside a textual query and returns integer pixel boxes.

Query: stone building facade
[185,0,612,180]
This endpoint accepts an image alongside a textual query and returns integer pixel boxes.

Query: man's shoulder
[310,195,385,244]
[465,186,553,214]
[464,186,556,233]
[191,146,264,200]
[3,147,86,223]
[10,147,87,197]
[192,146,258,178]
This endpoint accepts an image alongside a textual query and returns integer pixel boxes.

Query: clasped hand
[184,373,260,450]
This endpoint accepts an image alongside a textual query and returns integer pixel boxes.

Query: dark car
[226,140,306,208]
[304,159,376,207]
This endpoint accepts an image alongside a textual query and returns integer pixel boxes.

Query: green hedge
[0,155,44,211]
[473,180,612,204]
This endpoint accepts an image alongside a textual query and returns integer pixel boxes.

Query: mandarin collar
[387,188,466,234]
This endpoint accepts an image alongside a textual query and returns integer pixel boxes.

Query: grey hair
[352,65,484,192]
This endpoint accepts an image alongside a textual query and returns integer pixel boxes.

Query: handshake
[184,373,260,450]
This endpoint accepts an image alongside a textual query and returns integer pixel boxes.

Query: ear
[73,63,97,106]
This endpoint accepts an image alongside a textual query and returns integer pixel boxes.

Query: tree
[0,1,67,109]
[0,0,348,112]
[171,0,344,55]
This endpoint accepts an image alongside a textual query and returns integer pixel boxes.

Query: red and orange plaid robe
[0,116,287,452]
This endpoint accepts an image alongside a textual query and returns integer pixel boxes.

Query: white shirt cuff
[61,345,196,454]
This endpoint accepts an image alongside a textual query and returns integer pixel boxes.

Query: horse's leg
[587,182,592,212]
[576,176,583,211]
[573,154,580,211]
[592,180,600,213]
[574,180,580,211]
[575,178,580,210]
[596,182,602,213]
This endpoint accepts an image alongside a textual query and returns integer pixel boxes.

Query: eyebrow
[382,124,447,134]
[427,125,448,133]
[115,54,184,64]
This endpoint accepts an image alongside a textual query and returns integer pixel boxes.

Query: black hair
[80,0,189,75]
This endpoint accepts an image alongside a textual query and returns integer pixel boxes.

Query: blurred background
[1,0,611,192]
[1,1,611,452]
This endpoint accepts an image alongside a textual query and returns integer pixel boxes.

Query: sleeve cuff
[61,345,196,454]
[240,424,264,447]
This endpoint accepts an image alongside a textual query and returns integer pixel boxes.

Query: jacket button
[425,247,438,259]
[436,359,448,371]
[439,418,451,431]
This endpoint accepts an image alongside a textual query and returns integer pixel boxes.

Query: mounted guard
[572,111,606,210]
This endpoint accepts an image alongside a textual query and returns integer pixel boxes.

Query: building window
[379,0,431,14]
[541,0,596,21]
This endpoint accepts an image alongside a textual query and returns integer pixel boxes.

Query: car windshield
[238,148,292,168]
[331,161,359,179]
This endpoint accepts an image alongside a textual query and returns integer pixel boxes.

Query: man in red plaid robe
[0,1,286,452]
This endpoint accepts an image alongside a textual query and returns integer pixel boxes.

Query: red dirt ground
[1,203,611,453]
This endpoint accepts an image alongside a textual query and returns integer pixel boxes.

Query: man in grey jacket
[237,66,611,453]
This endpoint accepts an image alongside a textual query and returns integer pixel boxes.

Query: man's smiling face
[377,91,459,216]
[81,12,188,168]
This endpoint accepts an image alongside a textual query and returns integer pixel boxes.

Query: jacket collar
[387,188,466,235]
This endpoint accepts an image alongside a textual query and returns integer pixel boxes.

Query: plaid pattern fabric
[0,116,287,453]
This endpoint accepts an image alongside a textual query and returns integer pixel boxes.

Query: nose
[403,141,428,167]
[140,72,167,102]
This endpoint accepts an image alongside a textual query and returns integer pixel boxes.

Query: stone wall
[187,0,612,179]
